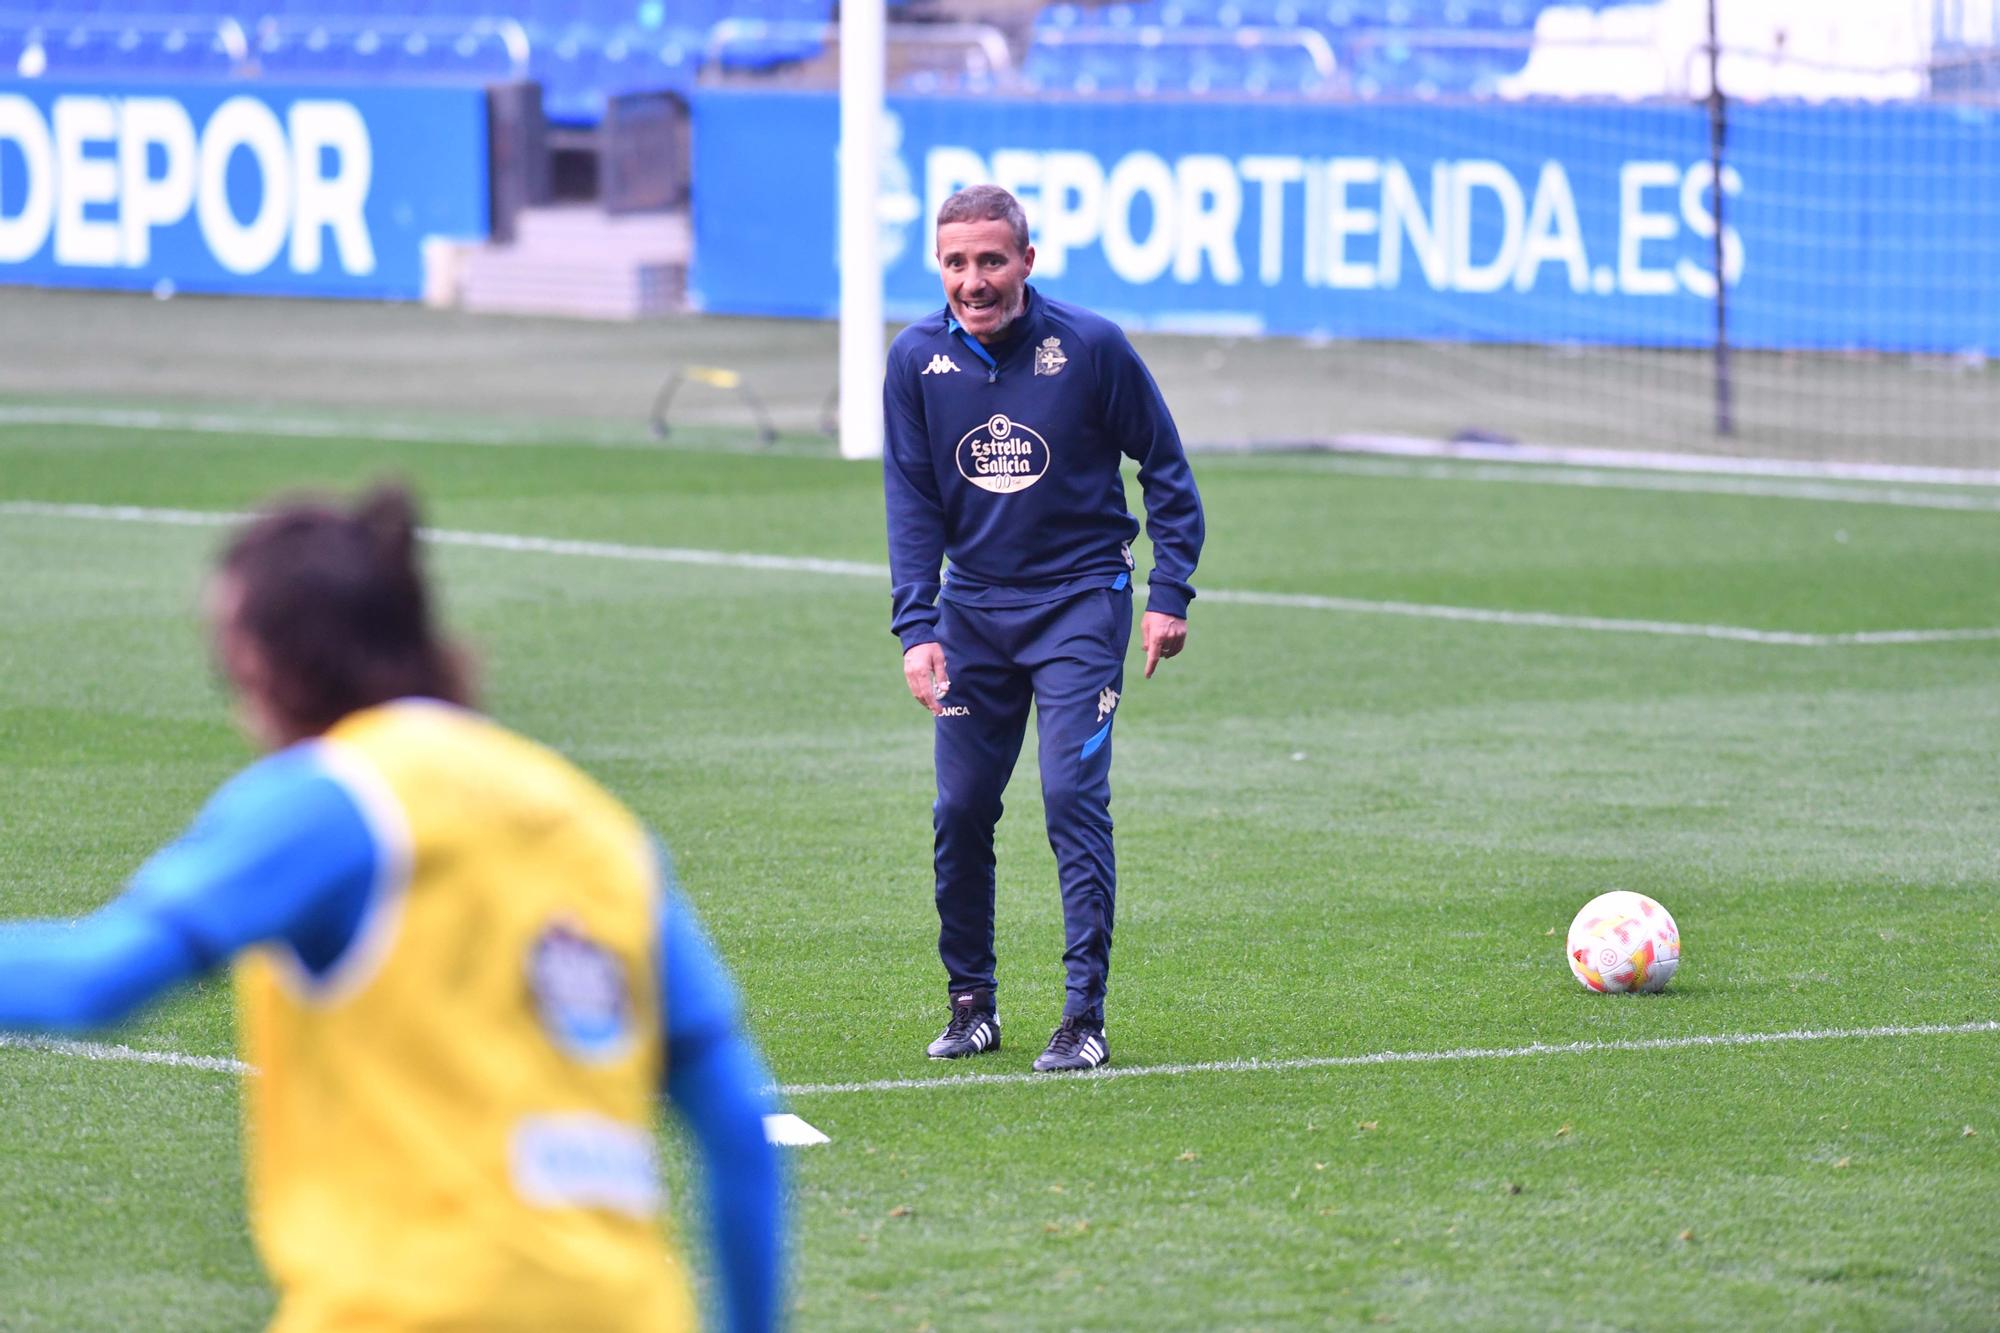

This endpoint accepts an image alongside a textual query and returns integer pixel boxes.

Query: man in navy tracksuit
[883,184,1204,1073]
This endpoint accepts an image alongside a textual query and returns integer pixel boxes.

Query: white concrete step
[459,263,679,315]
[442,206,690,320]
[513,206,690,261]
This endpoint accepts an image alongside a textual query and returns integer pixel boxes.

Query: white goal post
[837,0,887,460]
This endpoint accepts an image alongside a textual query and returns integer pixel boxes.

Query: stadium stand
[1499,0,1933,102]
[1013,1,1990,101]
[1022,0,1632,98]
[7,0,1981,108]
[4,1,836,121]
[249,21,524,86]
[1021,22,1338,96]
[3,0,1569,107]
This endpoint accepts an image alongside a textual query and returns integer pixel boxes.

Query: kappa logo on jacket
[922,354,962,376]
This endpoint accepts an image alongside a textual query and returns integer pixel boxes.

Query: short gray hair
[935,184,1030,254]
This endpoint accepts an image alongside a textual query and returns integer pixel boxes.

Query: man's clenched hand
[903,642,951,715]
[1141,612,1187,679]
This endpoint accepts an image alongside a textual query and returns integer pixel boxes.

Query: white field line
[7,1022,1993,1099]
[0,1035,830,1145]
[6,400,2000,508]
[781,1020,2000,1097]
[430,527,887,579]
[1327,433,2000,489]
[0,502,887,578]
[0,403,657,451]
[1,501,239,529]
[1196,588,2000,646]
[5,500,1999,648]
[1250,454,2000,514]
[0,1032,250,1074]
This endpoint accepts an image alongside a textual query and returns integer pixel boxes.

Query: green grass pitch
[1,295,1998,1330]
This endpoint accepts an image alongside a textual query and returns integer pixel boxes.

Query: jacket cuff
[897,623,942,652]
[1145,578,1193,619]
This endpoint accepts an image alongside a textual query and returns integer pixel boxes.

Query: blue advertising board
[691,91,2000,355]
[0,82,488,300]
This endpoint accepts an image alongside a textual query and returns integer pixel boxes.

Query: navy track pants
[932,584,1133,1021]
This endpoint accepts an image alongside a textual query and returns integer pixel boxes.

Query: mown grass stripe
[9,404,2000,493]
[5,501,1996,649]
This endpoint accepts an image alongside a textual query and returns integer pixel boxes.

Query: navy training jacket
[883,286,1205,652]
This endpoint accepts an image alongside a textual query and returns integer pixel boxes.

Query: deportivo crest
[529,921,633,1063]
[955,413,1051,494]
[1097,687,1120,721]
[1033,336,1068,376]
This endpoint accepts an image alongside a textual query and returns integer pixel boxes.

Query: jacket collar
[945,286,1039,381]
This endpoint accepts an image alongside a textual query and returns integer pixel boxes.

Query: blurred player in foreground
[0,486,785,1332]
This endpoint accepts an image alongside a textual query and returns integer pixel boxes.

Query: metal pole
[838,0,887,460]
[1708,0,1734,436]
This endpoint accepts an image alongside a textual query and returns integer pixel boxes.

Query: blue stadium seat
[1237,0,1311,28]
[592,32,664,97]
[1251,41,1331,92]
[40,26,122,77]
[1021,39,1083,91]
[0,0,864,122]
[531,33,603,120]
[1064,46,1130,93]
[146,25,241,76]
[645,32,702,90]
[255,26,364,79]
[424,1,506,18]
[709,28,824,72]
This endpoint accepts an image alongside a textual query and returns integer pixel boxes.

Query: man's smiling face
[937,219,1035,346]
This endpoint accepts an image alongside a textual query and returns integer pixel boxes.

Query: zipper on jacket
[947,319,1002,383]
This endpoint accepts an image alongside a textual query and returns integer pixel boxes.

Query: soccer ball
[1566,891,1679,993]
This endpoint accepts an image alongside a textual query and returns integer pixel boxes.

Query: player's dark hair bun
[219,480,469,736]
[353,483,421,570]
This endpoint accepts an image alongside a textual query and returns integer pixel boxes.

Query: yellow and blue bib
[234,701,694,1332]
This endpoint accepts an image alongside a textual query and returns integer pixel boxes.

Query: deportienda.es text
[926,149,1743,298]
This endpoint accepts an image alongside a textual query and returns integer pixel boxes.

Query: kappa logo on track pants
[931,586,1133,1019]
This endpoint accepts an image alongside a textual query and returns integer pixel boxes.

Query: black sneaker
[1032,1016,1109,1072]
[926,989,1000,1059]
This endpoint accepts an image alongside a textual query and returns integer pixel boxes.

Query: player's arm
[0,749,378,1034]
[882,342,949,653]
[658,884,786,1333]
[1097,328,1205,621]
[0,903,205,1032]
